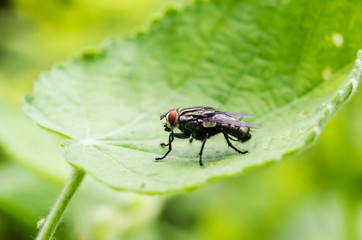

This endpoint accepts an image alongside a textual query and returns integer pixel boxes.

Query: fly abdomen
[223,125,251,142]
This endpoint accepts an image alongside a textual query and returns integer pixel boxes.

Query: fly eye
[167,110,177,125]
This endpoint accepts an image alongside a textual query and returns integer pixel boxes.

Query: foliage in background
[1,0,362,239]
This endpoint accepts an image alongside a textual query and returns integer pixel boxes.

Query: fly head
[160,109,179,131]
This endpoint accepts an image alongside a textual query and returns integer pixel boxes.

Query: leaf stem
[36,167,85,240]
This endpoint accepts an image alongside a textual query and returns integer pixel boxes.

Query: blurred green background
[1,0,362,239]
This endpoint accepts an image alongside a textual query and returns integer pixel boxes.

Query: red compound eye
[167,110,177,125]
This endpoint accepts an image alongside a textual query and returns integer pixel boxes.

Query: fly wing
[217,111,255,118]
[201,113,261,129]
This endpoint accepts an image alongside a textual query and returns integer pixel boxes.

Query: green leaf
[23,0,362,193]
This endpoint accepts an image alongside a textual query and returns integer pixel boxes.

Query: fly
[155,107,261,166]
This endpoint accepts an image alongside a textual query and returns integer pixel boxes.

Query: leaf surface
[24,0,362,193]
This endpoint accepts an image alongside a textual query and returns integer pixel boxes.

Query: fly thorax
[201,121,217,128]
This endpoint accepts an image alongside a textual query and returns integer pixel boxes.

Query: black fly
[155,107,261,166]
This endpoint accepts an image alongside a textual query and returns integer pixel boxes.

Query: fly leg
[228,135,239,141]
[160,133,189,146]
[199,133,209,167]
[156,133,174,161]
[156,132,190,161]
[222,131,248,154]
